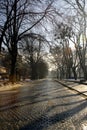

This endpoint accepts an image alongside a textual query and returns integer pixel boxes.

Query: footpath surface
[55,79,87,99]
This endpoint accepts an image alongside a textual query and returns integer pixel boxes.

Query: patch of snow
[82,124,87,130]
[0,82,22,91]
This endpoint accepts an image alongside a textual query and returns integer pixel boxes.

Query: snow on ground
[0,82,24,92]
[0,79,45,92]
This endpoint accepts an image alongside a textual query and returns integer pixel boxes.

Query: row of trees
[1,0,87,82]
[50,0,87,80]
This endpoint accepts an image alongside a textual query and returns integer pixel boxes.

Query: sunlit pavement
[0,79,87,130]
[56,80,87,98]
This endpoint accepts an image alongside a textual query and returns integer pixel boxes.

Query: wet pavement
[0,79,87,130]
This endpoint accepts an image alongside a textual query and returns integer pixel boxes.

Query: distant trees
[50,45,63,79]
[63,0,87,80]
[50,0,87,80]
[36,59,48,79]
[1,53,11,73]
[16,56,30,81]
[50,20,83,80]
[51,22,74,79]
[20,34,48,80]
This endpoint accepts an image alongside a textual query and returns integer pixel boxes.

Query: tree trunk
[83,69,87,80]
[80,62,87,80]
[9,0,18,83]
[0,33,5,52]
[72,67,77,80]
[9,51,17,83]
[31,63,38,80]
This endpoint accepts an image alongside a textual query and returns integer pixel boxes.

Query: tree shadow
[0,89,81,111]
[0,80,87,130]
[20,100,87,130]
[0,81,86,112]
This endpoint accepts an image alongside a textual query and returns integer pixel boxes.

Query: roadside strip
[55,80,87,100]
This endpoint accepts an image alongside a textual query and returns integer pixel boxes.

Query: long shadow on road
[0,80,87,130]
[19,81,87,130]
[0,87,84,112]
[20,99,87,130]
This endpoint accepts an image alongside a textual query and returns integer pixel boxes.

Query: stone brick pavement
[0,79,87,130]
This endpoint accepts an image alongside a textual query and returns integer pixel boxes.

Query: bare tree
[0,0,55,83]
[50,45,63,79]
[53,22,74,79]
[20,33,48,79]
[63,0,87,80]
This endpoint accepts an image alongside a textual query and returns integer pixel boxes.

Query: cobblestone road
[0,79,87,130]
